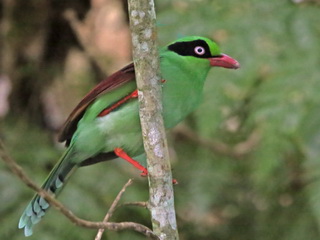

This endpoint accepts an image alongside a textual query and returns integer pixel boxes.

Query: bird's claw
[140,171,178,185]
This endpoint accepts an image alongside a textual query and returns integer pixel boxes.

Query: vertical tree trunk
[127,0,179,239]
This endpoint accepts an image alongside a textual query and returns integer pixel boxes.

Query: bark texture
[128,0,179,239]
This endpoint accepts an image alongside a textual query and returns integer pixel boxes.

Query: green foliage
[1,0,320,239]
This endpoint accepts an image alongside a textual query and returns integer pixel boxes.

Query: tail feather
[18,147,77,236]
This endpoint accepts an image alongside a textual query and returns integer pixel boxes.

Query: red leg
[114,147,178,184]
[114,148,148,176]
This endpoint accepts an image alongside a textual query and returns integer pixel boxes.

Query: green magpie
[18,36,240,236]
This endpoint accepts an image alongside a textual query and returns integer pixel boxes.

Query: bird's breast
[161,76,203,129]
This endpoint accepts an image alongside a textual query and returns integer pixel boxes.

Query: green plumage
[18,36,239,236]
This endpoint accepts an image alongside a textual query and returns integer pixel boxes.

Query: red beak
[209,54,240,69]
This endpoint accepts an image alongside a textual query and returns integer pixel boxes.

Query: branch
[173,124,260,159]
[95,179,133,240]
[292,0,320,4]
[118,201,148,209]
[0,139,158,240]
[128,0,179,239]
[173,124,237,158]
[63,9,109,74]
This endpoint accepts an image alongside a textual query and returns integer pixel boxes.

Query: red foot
[114,148,178,184]
[98,89,138,117]
[114,148,148,176]
[130,89,138,98]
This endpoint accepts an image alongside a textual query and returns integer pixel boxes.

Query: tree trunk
[127,0,179,239]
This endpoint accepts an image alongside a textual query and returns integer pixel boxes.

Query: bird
[18,36,240,236]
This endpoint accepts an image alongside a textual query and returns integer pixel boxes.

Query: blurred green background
[1,0,320,239]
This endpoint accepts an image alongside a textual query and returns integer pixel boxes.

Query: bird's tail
[18,146,78,236]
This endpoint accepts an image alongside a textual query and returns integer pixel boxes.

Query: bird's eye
[194,46,205,55]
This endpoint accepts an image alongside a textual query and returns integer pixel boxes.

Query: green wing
[58,63,136,146]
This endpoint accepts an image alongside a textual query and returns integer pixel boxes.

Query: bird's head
[166,36,240,69]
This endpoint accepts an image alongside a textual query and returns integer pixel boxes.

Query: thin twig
[95,179,133,240]
[63,9,109,74]
[118,201,148,209]
[63,9,87,53]
[0,139,158,240]
[172,124,259,159]
[292,0,320,4]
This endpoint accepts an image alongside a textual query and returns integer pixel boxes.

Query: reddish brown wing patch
[58,63,135,145]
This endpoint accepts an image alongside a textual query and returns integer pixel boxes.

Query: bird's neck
[160,54,211,128]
